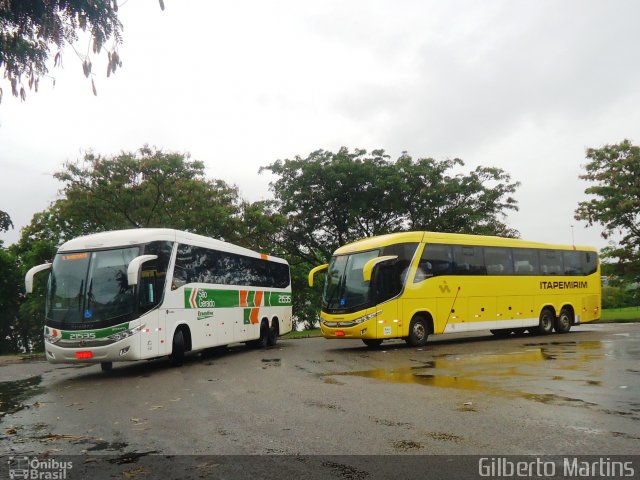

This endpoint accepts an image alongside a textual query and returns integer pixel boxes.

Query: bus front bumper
[44,334,143,364]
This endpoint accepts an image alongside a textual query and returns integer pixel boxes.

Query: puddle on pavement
[0,375,44,420]
[322,340,628,410]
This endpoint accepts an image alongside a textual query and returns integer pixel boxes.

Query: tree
[396,154,520,236]
[0,209,13,247]
[0,247,21,353]
[575,140,640,283]
[0,0,163,102]
[20,146,244,247]
[261,147,520,265]
[0,209,12,232]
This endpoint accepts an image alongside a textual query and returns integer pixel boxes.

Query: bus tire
[267,320,279,347]
[406,316,429,347]
[257,320,269,348]
[169,329,186,366]
[362,339,383,348]
[535,308,555,335]
[490,329,512,337]
[100,361,113,372]
[555,307,573,333]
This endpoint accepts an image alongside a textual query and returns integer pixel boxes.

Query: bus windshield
[322,242,419,313]
[323,250,380,312]
[46,247,139,327]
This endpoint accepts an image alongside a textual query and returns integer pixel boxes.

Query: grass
[599,306,640,323]
[282,328,322,339]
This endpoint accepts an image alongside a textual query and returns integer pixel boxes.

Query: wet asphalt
[1,323,639,457]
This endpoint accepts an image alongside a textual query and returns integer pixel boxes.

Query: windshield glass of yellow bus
[323,250,380,312]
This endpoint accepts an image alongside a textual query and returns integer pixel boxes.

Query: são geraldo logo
[196,289,216,308]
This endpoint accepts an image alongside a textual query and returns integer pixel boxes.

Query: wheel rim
[541,313,552,331]
[559,313,570,330]
[413,322,426,341]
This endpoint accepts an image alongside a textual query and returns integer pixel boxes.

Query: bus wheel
[535,308,555,335]
[267,320,279,347]
[490,329,512,337]
[100,361,113,372]
[407,316,429,347]
[555,308,573,333]
[169,329,185,366]
[362,339,383,348]
[257,320,269,348]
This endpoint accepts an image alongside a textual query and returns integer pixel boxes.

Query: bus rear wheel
[254,320,269,348]
[362,339,383,348]
[534,308,555,335]
[267,320,279,346]
[555,307,573,333]
[406,316,429,347]
[169,329,185,366]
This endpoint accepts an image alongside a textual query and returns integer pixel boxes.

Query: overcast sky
[1,0,639,250]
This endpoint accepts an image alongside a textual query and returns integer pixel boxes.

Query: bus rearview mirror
[308,264,329,287]
[362,255,398,282]
[127,255,158,286]
[25,263,52,294]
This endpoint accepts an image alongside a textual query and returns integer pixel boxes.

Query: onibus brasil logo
[8,456,72,479]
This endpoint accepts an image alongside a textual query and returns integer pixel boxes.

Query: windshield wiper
[86,279,94,311]
[77,280,84,311]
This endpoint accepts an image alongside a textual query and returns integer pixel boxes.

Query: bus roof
[333,231,597,255]
[57,228,288,264]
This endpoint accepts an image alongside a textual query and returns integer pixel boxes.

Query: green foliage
[575,140,640,285]
[21,147,244,247]
[602,286,638,309]
[261,147,520,264]
[0,0,124,101]
[0,209,12,232]
[0,248,21,353]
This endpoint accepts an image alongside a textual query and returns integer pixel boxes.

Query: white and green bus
[25,229,292,371]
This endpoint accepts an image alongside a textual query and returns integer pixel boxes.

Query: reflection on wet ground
[323,335,640,418]
[0,375,44,420]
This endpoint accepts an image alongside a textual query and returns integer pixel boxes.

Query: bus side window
[453,246,486,275]
[582,251,598,276]
[563,250,583,275]
[415,244,453,282]
[539,250,563,276]
[513,248,539,275]
[484,247,514,275]
[140,240,173,311]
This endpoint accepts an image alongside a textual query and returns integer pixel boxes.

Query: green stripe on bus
[184,288,291,309]
[49,322,130,340]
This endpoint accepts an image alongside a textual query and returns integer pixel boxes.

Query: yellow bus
[308,232,601,348]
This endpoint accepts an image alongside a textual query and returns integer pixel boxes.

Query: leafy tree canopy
[0,209,12,232]
[261,147,520,265]
[0,0,163,101]
[20,146,244,248]
[575,139,640,281]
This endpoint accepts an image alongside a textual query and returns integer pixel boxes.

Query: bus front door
[376,301,399,340]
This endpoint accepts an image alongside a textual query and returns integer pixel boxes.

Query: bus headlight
[44,333,61,345]
[108,324,145,342]
[323,310,381,328]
